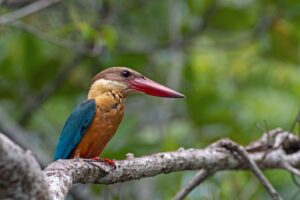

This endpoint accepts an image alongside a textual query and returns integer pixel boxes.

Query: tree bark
[1,128,300,199]
[0,134,51,199]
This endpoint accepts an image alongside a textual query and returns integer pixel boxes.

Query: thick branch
[1,129,300,199]
[43,129,300,199]
[0,108,99,199]
[0,134,51,199]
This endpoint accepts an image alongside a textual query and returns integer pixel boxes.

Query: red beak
[128,77,185,98]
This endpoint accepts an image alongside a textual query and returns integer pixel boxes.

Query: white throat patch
[88,79,127,99]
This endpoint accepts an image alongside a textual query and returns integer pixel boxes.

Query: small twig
[265,111,300,160]
[264,120,272,148]
[290,110,300,135]
[219,139,282,200]
[0,0,35,7]
[5,21,102,56]
[0,0,61,24]
[172,169,215,200]
[260,121,275,161]
[255,121,274,162]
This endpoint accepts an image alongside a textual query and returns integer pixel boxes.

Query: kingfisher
[54,67,184,164]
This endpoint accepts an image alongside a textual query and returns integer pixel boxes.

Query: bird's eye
[121,70,130,78]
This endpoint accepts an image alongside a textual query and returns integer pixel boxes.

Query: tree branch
[217,139,282,200]
[0,107,101,199]
[172,169,215,200]
[44,128,300,199]
[0,133,51,199]
[0,0,61,25]
[4,21,103,56]
[0,0,35,8]
[1,128,300,199]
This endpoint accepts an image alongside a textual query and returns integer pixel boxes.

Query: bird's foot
[91,157,116,169]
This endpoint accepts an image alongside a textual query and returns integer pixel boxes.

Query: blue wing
[54,99,96,161]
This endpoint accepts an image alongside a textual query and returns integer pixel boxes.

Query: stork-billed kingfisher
[54,67,184,162]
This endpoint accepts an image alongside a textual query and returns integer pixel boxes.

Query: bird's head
[88,67,185,99]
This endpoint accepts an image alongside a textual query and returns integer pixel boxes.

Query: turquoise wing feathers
[53,99,96,161]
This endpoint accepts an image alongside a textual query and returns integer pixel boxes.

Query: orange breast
[70,91,125,158]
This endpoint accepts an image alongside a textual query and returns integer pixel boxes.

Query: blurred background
[1,0,300,199]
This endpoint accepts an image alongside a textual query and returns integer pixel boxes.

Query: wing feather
[53,99,96,160]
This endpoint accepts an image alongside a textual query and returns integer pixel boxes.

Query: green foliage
[1,0,300,199]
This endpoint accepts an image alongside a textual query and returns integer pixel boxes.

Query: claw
[89,157,116,169]
[91,156,101,161]
[101,158,116,168]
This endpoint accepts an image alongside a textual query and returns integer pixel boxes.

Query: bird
[53,67,184,165]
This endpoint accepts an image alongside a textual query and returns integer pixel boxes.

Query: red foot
[92,156,100,161]
[91,157,116,168]
[101,158,116,167]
